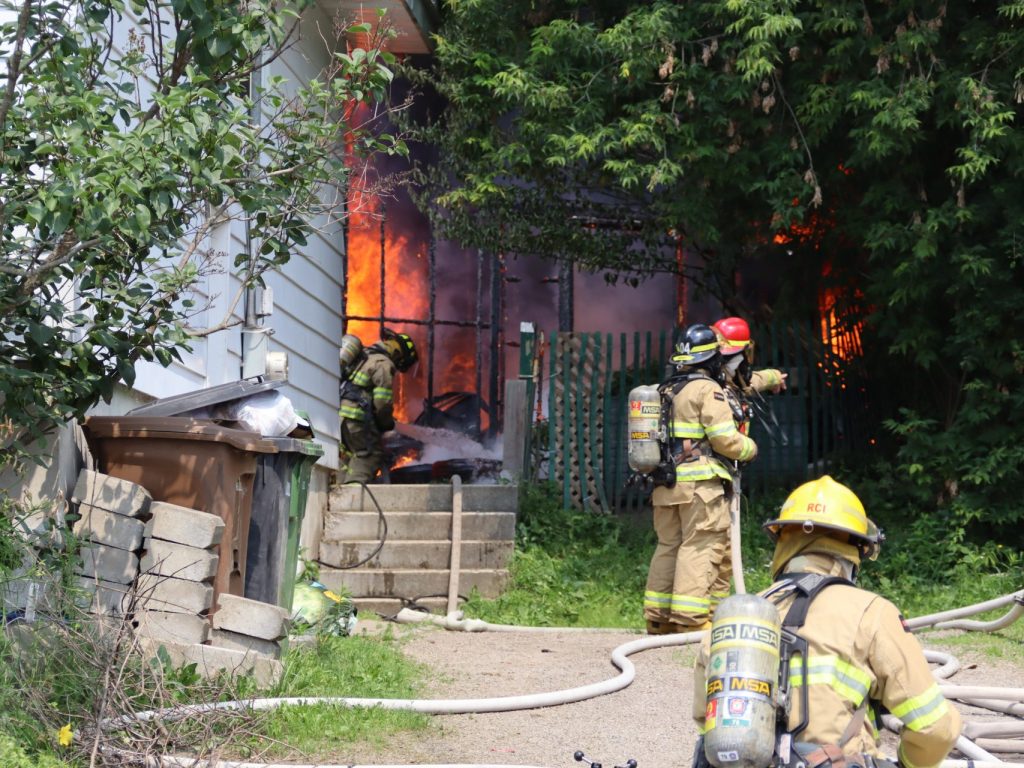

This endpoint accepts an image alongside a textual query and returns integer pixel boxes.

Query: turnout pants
[644,480,730,628]
[340,418,383,484]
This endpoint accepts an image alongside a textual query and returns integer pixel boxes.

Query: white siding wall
[260,2,345,470]
[109,3,345,472]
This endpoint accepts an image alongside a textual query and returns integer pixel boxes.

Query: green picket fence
[538,318,869,512]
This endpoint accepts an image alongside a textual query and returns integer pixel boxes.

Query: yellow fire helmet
[381,328,418,372]
[763,475,883,560]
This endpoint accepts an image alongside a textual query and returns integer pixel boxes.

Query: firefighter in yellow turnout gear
[338,329,418,484]
[708,316,788,612]
[644,324,758,634]
[693,476,961,768]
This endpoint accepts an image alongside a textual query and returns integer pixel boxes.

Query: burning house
[113,0,862,500]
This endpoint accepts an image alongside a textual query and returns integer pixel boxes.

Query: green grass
[463,482,783,628]
[0,618,432,766]
[241,630,431,759]
[915,608,1024,664]
[462,483,654,627]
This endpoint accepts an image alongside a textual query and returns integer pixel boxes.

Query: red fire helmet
[712,317,751,356]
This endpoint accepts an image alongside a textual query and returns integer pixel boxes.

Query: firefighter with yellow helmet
[693,476,961,768]
[338,328,418,484]
[643,324,758,634]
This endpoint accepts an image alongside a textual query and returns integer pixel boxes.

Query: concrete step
[324,510,516,542]
[329,484,518,513]
[319,539,514,570]
[319,568,509,600]
[353,596,448,618]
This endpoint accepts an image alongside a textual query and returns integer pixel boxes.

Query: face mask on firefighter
[725,355,743,375]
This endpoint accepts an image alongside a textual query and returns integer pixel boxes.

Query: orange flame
[344,105,480,424]
[819,283,864,362]
[392,453,418,469]
[346,190,429,421]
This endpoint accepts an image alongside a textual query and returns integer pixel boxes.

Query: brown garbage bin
[82,417,278,613]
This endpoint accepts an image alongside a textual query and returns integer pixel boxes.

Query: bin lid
[82,417,279,453]
[126,378,285,417]
[262,436,325,457]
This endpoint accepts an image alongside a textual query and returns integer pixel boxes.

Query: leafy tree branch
[0,0,407,465]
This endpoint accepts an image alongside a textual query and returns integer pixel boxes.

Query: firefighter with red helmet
[644,324,758,634]
[708,316,788,613]
[693,476,961,768]
[338,328,418,484]
[712,316,787,402]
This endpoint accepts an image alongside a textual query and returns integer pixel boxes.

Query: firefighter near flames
[628,318,792,632]
[338,328,418,484]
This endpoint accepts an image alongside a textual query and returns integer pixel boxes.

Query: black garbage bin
[244,431,323,611]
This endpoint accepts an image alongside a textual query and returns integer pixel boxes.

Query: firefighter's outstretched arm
[749,368,787,394]
[698,382,758,462]
[867,598,961,768]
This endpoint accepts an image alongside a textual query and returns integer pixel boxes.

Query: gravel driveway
[354,623,697,768]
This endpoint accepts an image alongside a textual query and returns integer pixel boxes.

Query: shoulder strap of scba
[660,373,739,474]
[767,573,866,762]
[661,371,714,396]
[657,372,717,428]
[773,572,853,629]
[770,577,856,753]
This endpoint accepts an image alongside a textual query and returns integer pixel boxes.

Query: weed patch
[463,483,654,627]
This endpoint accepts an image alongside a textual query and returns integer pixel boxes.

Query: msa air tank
[339,334,364,377]
[627,384,662,474]
[704,593,782,768]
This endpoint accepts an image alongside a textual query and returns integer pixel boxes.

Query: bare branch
[0,0,32,141]
[187,280,247,337]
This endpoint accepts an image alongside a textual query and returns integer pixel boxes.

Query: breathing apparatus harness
[700,573,892,768]
[338,344,382,421]
[627,356,757,491]
[339,327,415,414]
[649,371,724,488]
[765,573,858,768]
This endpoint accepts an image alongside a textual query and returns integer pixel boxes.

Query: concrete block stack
[138,638,284,688]
[138,594,287,686]
[72,470,152,616]
[209,593,289,660]
[133,501,225,645]
[69,470,285,686]
[202,594,288,684]
[132,503,285,684]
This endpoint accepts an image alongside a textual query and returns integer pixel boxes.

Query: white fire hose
[114,589,1023,768]
[730,474,746,595]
